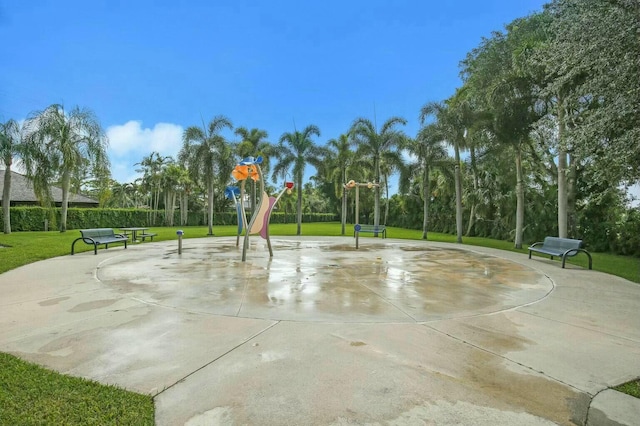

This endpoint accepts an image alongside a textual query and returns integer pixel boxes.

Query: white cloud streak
[106,120,184,182]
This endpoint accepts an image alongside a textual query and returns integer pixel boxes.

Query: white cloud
[106,121,183,157]
[106,121,184,183]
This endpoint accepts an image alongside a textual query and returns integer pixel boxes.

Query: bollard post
[176,230,184,254]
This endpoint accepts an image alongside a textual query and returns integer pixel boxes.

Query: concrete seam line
[152,320,281,398]
[423,323,589,396]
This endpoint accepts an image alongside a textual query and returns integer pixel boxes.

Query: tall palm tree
[379,150,407,226]
[420,97,474,244]
[349,116,407,230]
[234,127,271,211]
[1,119,25,234]
[161,162,190,226]
[326,133,353,235]
[23,104,109,232]
[179,115,233,236]
[401,125,450,239]
[271,125,322,236]
[135,151,171,224]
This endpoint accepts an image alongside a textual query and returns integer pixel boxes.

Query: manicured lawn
[0,352,154,425]
[0,222,638,423]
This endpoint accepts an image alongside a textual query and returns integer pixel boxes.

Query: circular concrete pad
[97,237,552,323]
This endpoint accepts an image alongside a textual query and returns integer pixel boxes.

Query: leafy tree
[161,162,190,226]
[544,0,640,185]
[180,115,233,235]
[135,152,171,223]
[23,104,109,232]
[420,99,471,243]
[460,17,546,248]
[349,117,406,230]
[401,125,450,239]
[271,125,322,235]
[326,134,353,235]
[0,119,25,234]
[106,180,137,208]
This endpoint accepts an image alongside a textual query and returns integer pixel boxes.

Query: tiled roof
[0,169,99,205]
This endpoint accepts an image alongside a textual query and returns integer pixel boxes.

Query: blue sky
[1,0,548,185]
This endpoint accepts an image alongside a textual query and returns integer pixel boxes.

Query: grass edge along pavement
[0,223,638,424]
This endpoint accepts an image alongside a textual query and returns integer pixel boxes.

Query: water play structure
[228,156,293,261]
[344,179,381,249]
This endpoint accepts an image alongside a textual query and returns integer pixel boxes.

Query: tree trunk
[454,143,463,243]
[374,157,380,228]
[3,164,12,234]
[514,146,525,249]
[567,153,578,237]
[166,191,176,226]
[557,104,568,238]
[207,183,214,235]
[60,170,71,232]
[466,145,478,236]
[341,180,346,235]
[422,163,430,240]
[296,171,302,235]
[384,174,390,226]
[181,192,189,226]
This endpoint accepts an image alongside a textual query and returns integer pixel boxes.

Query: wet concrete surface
[1,236,639,425]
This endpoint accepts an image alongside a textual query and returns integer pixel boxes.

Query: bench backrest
[80,228,116,239]
[543,237,582,251]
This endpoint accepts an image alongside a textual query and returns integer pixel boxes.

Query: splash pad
[97,237,552,323]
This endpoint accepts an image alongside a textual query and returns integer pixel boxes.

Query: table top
[119,227,149,231]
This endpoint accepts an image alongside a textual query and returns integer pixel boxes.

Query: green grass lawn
[0,353,154,425]
[0,222,638,423]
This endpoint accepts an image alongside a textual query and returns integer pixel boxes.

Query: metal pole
[176,230,183,254]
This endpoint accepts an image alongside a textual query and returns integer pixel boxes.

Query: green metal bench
[354,224,387,239]
[71,228,129,255]
[528,236,592,269]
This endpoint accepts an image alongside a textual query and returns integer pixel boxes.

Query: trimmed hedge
[0,207,337,231]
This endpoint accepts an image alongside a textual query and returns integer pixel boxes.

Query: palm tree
[160,162,190,226]
[420,97,473,244]
[179,115,233,236]
[349,116,407,230]
[326,134,353,235]
[401,125,449,239]
[271,125,322,235]
[1,119,25,234]
[234,127,272,211]
[135,151,171,224]
[108,180,136,208]
[23,104,109,232]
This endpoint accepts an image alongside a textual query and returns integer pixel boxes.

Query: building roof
[0,169,99,205]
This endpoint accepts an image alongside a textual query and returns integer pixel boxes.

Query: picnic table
[119,227,156,242]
